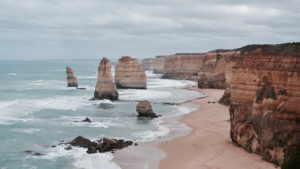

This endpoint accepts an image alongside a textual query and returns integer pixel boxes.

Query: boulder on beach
[94,57,119,100]
[66,66,78,87]
[136,100,158,118]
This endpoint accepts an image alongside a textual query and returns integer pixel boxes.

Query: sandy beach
[158,88,277,169]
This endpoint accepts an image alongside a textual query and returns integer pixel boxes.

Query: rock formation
[198,50,236,89]
[227,43,300,165]
[136,100,158,118]
[141,58,155,70]
[162,53,205,80]
[94,57,119,100]
[133,58,140,65]
[66,66,78,87]
[114,56,147,89]
[153,55,166,74]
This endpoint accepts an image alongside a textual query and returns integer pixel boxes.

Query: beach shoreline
[157,87,277,169]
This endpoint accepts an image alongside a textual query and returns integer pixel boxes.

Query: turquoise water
[0,60,205,169]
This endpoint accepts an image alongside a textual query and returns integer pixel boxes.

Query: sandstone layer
[198,50,236,89]
[136,100,158,118]
[141,58,155,70]
[153,55,166,74]
[114,56,147,89]
[66,66,78,87]
[162,53,205,80]
[227,43,300,165]
[94,57,119,100]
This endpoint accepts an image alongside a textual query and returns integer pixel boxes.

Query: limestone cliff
[114,56,147,89]
[227,43,300,165]
[141,58,155,70]
[153,55,166,74]
[94,57,119,100]
[162,53,205,80]
[198,50,236,89]
[66,66,78,87]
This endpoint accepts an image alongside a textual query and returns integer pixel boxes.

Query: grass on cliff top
[281,150,300,169]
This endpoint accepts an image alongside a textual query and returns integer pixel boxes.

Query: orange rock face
[227,43,300,165]
[94,57,119,100]
[162,53,205,80]
[66,66,78,87]
[198,50,237,89]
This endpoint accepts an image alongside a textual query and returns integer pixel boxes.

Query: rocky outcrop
[162,53,205,80]
[153,55,166,74]
[136,100,158,118]
[198,50,239,89]
[66,66,78,87]
[141,58,155,70]
[65,136,133,154]
[94,57,119,100]
[228,43,300,165]
[114,56,147,89]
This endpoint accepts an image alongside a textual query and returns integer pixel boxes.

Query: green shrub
[282,150,300,169]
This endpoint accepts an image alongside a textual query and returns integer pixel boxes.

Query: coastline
[157,87,277,169]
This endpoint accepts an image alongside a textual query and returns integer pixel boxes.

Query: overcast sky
[0,0,299,60]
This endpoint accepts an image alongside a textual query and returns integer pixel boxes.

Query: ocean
[0,60,206,169]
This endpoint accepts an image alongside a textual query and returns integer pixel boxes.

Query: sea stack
[141,58,155,70]
[115,56,147,89]
[66,66,78,87]
[153,55,166,74]
[94,57,119,100]
[136,100,158,118]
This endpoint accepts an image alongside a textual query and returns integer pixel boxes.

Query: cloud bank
[0,0,299,60]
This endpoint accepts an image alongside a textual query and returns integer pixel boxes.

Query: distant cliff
[141,58,155,70]
[226,43,300,165]
[153,55,166,74]
[162,53,205,80]
[198,50,236,89]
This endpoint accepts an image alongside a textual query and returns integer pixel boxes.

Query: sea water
[0,60,206,169]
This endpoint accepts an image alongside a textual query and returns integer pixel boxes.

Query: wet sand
[158,88,276,169]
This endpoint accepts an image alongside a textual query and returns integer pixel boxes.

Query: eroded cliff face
[198,50,238,89]
[94,57,119,100]
[114,56,147,89]
[141,58,155,70]
[153,56,166,74]
[66,66,78,87]
[228,43,300,165]
[162,53,205,80]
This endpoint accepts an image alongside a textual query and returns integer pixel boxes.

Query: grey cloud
[0,0,299,60]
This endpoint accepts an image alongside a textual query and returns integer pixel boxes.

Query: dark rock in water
[136,100,158,118]
[158,115,162,117]
[76,87,86,90]
[134,143,138,146]
[82,117,91,123]
[52,145,57,148]
[87,146,97,154]
[212,101,216,103]
[24,150,43,156]
[64,136,133,154]
[208,101,210,103]
[69,136,91,148]
[64,146,72,150]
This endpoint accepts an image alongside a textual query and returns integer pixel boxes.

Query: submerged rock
[24,150,43,156]
[66,66,78,87]
[136,100,158,118]
[63,136,133,154]
[94,57,119,100]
